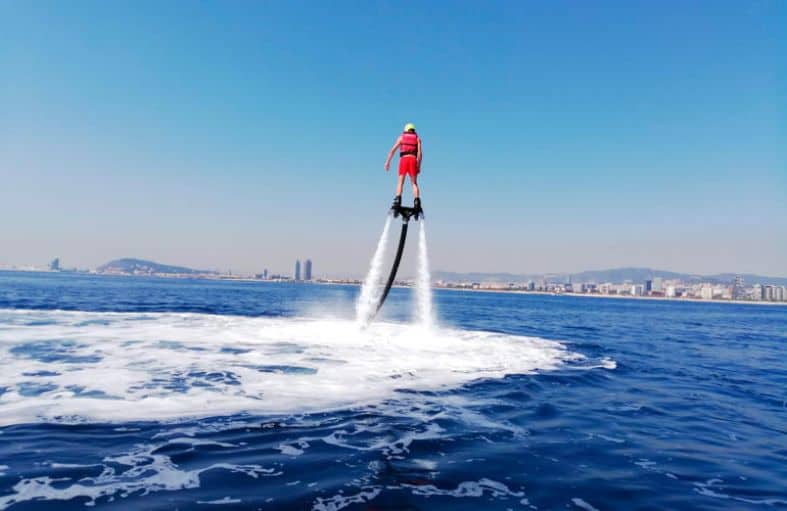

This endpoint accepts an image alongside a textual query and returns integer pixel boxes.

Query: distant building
[732,275,745,300]
[50,258,60,271]
[304,259,312,281]
[527,280,535,291]
[652,277,663,293]
[263,269,268,280]
[700,286,714,300]
[631,284,644,296]
[294,260,301,281]
[645,280,653,293]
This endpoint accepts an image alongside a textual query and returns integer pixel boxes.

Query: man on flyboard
[384,122,423,217]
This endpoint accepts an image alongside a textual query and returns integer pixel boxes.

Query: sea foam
[1,308,583,425]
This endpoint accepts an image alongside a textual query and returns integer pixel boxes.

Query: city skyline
[2,2,785,276]
[5,252,787,281]
[4,255,787,286]
[5,258,786,305]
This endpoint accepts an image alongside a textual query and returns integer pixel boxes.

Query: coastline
[2,269,784,307]
[430,286,787,306]
[310,278,786,307]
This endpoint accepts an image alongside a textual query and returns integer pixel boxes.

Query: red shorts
[398,156,419,178]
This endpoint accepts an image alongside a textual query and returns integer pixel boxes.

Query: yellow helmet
[403,123,416,132]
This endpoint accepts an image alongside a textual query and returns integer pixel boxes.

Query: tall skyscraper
[294,260,301,281]
[652,277,663,292]
[304,259,312,281]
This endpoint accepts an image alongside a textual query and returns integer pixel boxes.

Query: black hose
[375,221,409,314]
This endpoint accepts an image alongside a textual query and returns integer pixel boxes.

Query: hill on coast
[97,258,214,275]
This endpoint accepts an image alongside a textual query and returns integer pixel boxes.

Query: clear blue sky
[2,1,785,277]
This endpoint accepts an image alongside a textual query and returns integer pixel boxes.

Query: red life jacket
[400,132,419,157]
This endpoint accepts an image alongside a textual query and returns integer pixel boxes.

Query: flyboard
[374,200,424,316]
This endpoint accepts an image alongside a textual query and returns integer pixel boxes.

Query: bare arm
[384,136,402,171]
[417,139,423,168]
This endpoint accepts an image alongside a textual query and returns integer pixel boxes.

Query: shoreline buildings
[434,275,787,303]
[292,258,313,281]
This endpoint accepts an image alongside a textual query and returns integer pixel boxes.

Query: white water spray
[415,221,434,329]
[0,308,591,426]
[355,216,393,326]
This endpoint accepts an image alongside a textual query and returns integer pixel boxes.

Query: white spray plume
[416,221,435,329]
[355,216,392,326]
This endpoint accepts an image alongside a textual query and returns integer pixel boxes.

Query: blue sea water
[0,270,786,510]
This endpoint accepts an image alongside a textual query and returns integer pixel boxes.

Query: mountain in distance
[97,258,215,275]
[433,271,539,283]
[703,272,787,287]
[432,267,787,286]
[570,268,694,283]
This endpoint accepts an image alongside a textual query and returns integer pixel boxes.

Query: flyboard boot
[390,195,402,218]
[413,197,423,220]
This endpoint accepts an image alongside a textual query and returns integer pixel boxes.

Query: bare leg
[396,174,405,197]
[411,173,420,199]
